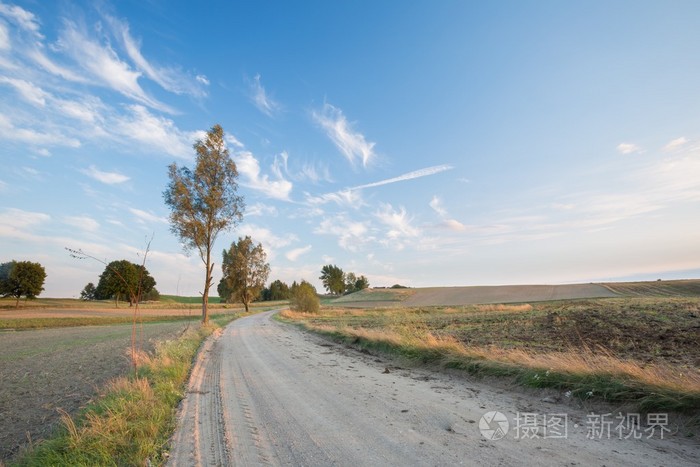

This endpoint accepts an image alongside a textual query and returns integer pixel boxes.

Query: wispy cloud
[57,20,173,113]
[314,215,371,252]
[81,165,130,184]
[63,215,100,232]
[312,103,376,167]
[429,195,447,216]
[106,14,207,98]
[617,142,642,155]
[0,76,48,106]
[354,165,453,190]
[0,207,50,238]
[250,74,280,117]
[234,151,293,200]
[307,165,453,207]
[113,105,196,158]
[129,207,167,224]
[285,245,312,262]
[662,137,688,152]
[0,2,42,37]
[246,202,278,217]
[0,112,80,148]
[374,203,420,249]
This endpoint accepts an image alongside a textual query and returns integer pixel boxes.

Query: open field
[333,279,700,307]
[281,296,700,412]
[0,320,203,462]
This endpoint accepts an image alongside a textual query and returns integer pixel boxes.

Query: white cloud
[0,21,9,50]
[0,77,48,106]
[305,189,363,208]
[114,105,195,158]
[440,219,467,232]
[312,103,376,167]
[617,142,642,155]
[246,202,278,217]
[238,223,297,260]
[662,137,688,152]
[353,165,453,190]
[375,204,420,242]
[250,74,280,117]
[129,207,167,224]
[225,133,244,148]
[429,195,447,217]
[57,20,172,112]
[106,14,207,98]
[285,245,312,262]
[64,215,99,232]
[234,151,293,200]
[0,207,49,228]
[0,112,80,148]
[0,2,42,37]
[314,215,371,252]
[81,165,130,184]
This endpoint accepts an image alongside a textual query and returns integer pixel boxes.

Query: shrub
[290,280,319,313]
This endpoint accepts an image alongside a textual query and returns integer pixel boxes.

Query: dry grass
[14,317,239,466]
[280,301,700,412]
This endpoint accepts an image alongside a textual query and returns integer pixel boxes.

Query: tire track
[168,311,700,467]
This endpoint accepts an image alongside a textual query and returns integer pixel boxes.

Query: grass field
[280,296,700,413]
[0,320,197,462]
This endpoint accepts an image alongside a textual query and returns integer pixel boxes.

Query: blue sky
[1,1,700,297]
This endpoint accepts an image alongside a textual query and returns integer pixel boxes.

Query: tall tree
[163,124,244,323]
[319,264,345,295]
[0,260,46,308]
[95,260,156,307]
[218,236,270,312]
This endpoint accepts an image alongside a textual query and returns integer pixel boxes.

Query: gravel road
[167,310,699,466]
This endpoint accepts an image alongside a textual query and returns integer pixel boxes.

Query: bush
[290,280,319,313]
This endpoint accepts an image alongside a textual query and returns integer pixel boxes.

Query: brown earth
[0,321,194,463]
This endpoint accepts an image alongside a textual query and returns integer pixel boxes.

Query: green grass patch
[0,315,202,330]
[159,295,221,304]
[13,313,241,466]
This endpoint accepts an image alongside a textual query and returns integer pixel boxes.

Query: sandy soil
[0,321,193,462]
[167,310,698,466]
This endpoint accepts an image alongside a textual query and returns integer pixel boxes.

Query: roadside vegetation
[12,313,241,466]
[280,297,700,413]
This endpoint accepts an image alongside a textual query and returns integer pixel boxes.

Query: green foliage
[320,264,345,295]
[95,260,156,306]
[262,279,290,301]
[142,288,161,301]
[0,260,47,307]
[80,282,97,301]
[345,272,370,294]
[218,236,270,312]
[164,124,244,323]
[290,280,320,313]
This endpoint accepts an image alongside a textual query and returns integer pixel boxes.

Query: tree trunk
[243,299,249,313]
[15,295,19,308]
[202,250,213,324]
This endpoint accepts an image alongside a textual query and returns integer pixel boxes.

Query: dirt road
[167,310,698,466]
